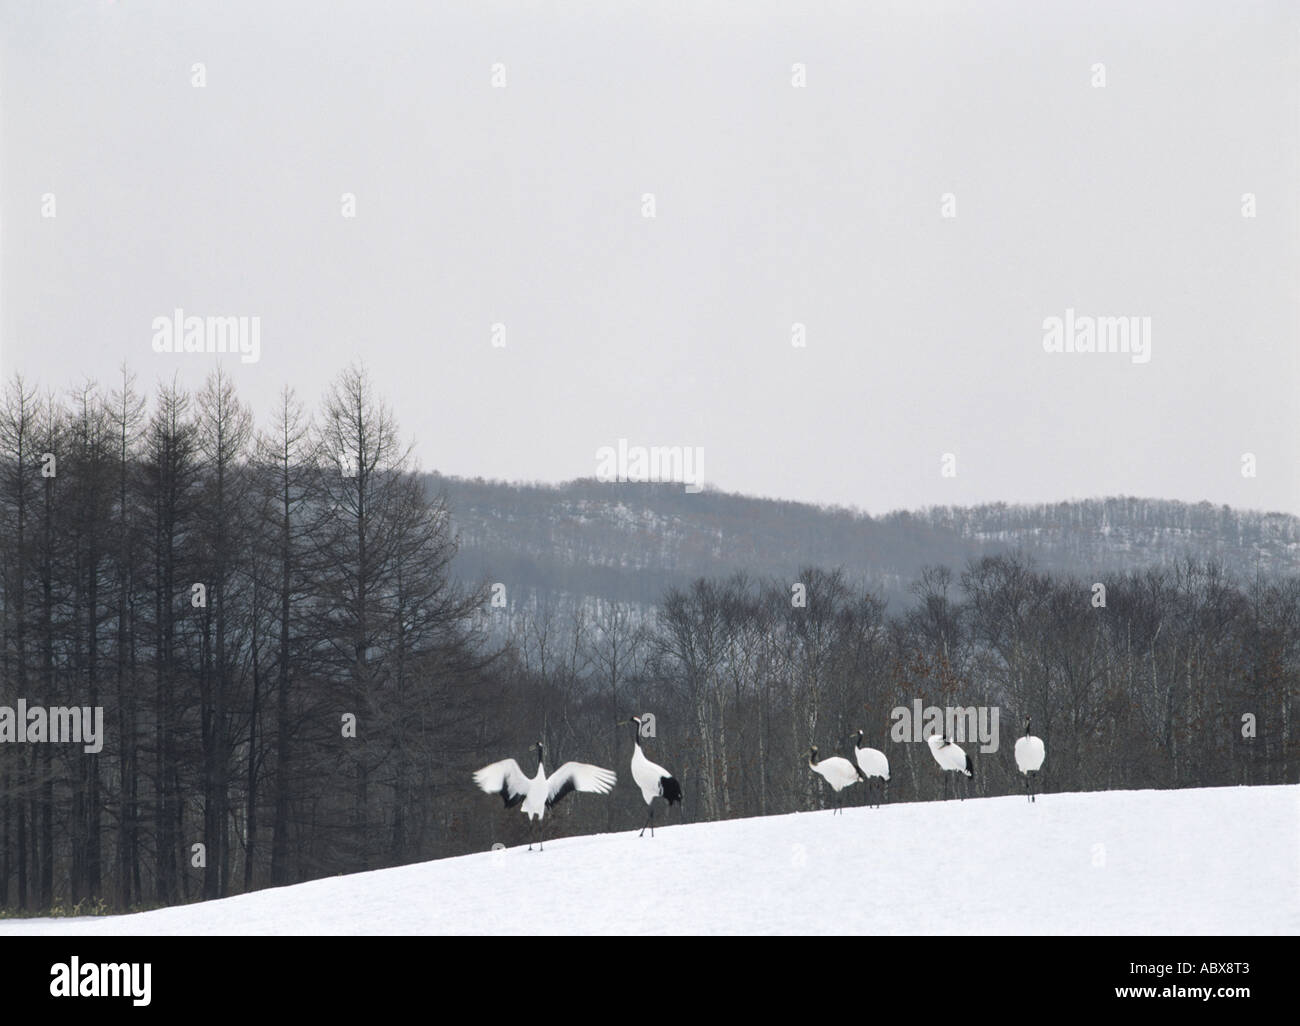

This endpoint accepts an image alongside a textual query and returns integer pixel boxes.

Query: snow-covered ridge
[4,785,1295,935]
[437,478,1300,622]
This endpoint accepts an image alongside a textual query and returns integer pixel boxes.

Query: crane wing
[473,758,530,808]
[546,762,617,808]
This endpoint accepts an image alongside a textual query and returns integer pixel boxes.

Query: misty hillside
[432,475,1300,612]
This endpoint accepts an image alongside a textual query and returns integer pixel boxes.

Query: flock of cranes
[811,717,1046,809]
[473,714,1046,851]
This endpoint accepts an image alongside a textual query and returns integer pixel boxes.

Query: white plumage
[850,729,890,808]
[1014,717,1046,802]
[473,741,616,850]
[622,715,682,836]
[808,745,863,814]
[926,732,973,799]
[1014,734,1045,774]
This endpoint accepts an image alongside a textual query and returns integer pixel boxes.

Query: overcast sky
[2,0,1297,515]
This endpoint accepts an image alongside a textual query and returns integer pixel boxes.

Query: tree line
[1,367,1296,913]
[492,558,1297,842]
[0,365,493,912]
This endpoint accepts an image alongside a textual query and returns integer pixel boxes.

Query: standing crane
[1014,717,1046,802]
[849,729,890,808]
[926,731,974,800]
[620,715,682,836]
[808,745,863,814]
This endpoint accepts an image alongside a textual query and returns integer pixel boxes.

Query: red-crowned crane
[473,741,616,851]
[808,745,863,814]
[1014,717,1046,802]
[620,715,682,836]
[849,729,890,808]
[926,731,974,800]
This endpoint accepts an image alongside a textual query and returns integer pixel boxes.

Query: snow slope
[3,785,1296,935]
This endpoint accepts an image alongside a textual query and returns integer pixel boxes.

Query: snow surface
[3,785,1296,935]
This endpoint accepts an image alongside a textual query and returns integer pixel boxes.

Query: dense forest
[0,367,1296,913]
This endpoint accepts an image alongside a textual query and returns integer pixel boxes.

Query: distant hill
[428,474,1300,615]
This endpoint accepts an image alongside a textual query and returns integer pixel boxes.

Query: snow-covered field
[3,785,1296,935]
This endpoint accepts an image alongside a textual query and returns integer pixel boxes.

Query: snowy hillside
[439,476,1300,617]
[3,785,1296,935]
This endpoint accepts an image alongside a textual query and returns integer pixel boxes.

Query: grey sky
[3,0,1297,515]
